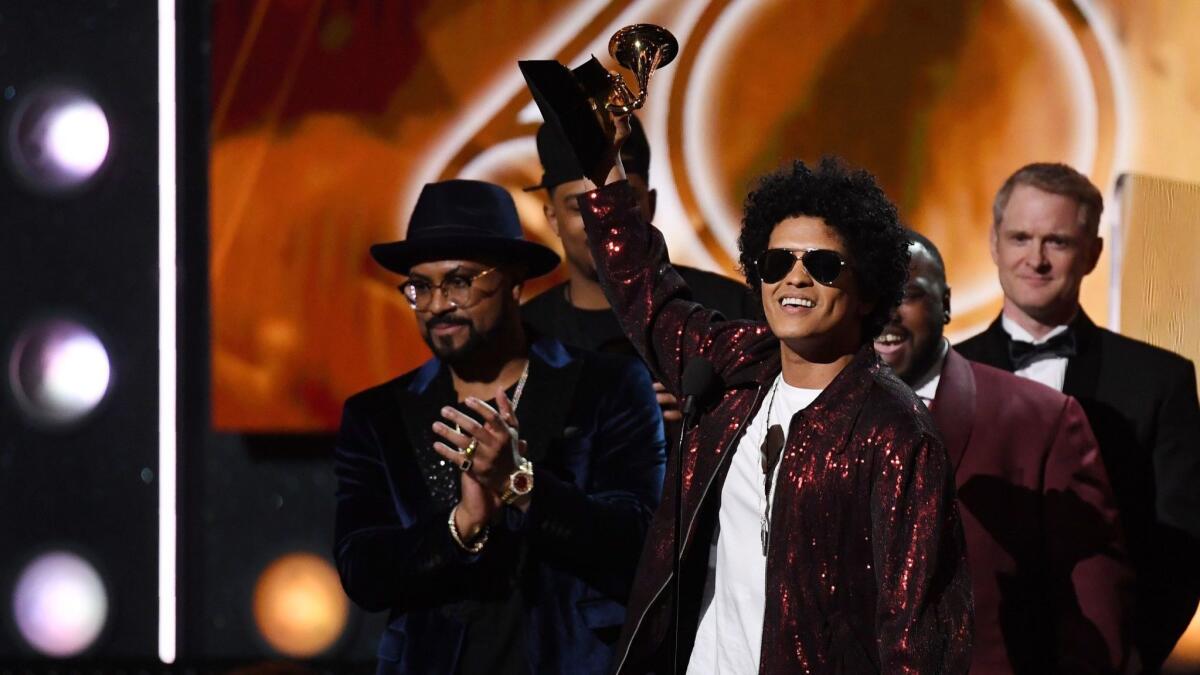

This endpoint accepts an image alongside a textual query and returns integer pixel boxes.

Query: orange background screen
[211,0,1200,431]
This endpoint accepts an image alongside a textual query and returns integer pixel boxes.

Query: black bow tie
[1008,330,1077,370]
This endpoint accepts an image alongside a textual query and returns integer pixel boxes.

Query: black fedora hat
[370,179,560,277]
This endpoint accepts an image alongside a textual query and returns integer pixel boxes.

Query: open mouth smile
[778,296,816,313]
[874,328,908,354]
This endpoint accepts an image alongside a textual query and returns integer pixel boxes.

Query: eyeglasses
[399,267,499,310]
[754,248,847,286]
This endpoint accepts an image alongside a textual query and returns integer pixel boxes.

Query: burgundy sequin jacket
[579,182,973,674]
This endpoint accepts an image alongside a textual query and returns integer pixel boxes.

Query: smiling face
[761,216,871,359]
[875,243,949,383]
[991,184,1103,326]
[407,259,520,362]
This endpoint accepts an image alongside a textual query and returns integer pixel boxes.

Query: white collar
[909,338,948,402]
[1001,314,1071,345]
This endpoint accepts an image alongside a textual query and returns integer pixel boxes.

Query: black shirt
[414,378,531,675]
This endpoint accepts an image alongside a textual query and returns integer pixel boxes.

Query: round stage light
[253,552,349,658]
[12,551,109,657]
[6,86,110,192]
[8,318,112,425]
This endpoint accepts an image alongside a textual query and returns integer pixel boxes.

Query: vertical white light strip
[157,0,178,663]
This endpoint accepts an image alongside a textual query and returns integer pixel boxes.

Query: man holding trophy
[520,24,974,674]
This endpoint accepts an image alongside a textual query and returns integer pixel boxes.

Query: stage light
[1167,605,1200,667]
[6,86,110,192]
[12,551,109,657]
[8,318,112,425]
[252,552,349,658]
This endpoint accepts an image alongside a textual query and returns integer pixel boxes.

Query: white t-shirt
[686,374,823,675]
[1001,315,1071,392]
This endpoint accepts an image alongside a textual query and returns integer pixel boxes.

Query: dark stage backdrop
[0,0,160,661]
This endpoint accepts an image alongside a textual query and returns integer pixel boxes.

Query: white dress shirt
[910,338,949,408]
[1001,315,1071,392]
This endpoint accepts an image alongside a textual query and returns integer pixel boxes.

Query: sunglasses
[754,248,847,286]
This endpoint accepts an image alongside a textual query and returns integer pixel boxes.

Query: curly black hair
[738,157,910,343]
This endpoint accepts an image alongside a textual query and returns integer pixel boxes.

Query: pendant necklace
[759,376,786,556]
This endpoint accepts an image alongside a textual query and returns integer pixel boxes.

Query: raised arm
[1042,396,1134,672]
[578,181,771,394]
[872,432,974,673]
[333,397,478,613]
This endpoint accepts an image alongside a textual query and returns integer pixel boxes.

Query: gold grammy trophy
[603,24,679,114]
[519,23,678,185]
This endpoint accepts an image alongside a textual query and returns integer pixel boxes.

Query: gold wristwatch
[501,458,534,505]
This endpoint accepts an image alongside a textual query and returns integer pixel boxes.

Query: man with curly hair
[574,153,974,673]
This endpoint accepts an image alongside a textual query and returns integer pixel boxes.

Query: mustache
[426,316,471,330]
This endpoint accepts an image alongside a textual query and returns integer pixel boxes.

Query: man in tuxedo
[957,162,1200,670]
[521,115,756,422]
[333,179,666,674]
[877,230,1132,672]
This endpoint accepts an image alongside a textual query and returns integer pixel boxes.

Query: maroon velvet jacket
[579,182,973,674]
[934,348,1133,673]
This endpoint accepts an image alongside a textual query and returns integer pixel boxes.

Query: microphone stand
[672,398,698,675]
[671,358,713,675]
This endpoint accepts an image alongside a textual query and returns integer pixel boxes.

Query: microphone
[680,358,715,423]
[673,358,715,674]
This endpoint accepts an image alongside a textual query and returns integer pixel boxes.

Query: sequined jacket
[579,181,974,674]
[333,337,666,674]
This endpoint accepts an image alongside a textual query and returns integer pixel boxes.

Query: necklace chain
[455,359,531,434]
[760,376,782,556]
[510,359,530,410]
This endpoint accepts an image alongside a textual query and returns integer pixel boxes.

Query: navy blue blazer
[333,337,666,674]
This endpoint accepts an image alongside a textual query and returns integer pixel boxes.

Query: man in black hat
[333,179,666,674]
[522,116,758,421]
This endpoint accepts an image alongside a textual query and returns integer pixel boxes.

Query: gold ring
[464,439,478,457]
[460,456,473,472]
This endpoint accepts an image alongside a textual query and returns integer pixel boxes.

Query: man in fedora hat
[333,179,667,674]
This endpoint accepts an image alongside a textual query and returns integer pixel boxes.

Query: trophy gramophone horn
[605,24,679,114]
[517,23,679,185]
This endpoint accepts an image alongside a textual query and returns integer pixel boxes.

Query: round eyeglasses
[399,267,499,310]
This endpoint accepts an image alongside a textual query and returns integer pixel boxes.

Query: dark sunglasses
[754,248,847,286]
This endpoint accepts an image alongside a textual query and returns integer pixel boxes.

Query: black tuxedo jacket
[958,312,1200,669]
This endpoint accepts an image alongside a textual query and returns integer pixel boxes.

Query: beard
[421,312,510,365]
[423,317,483,363]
